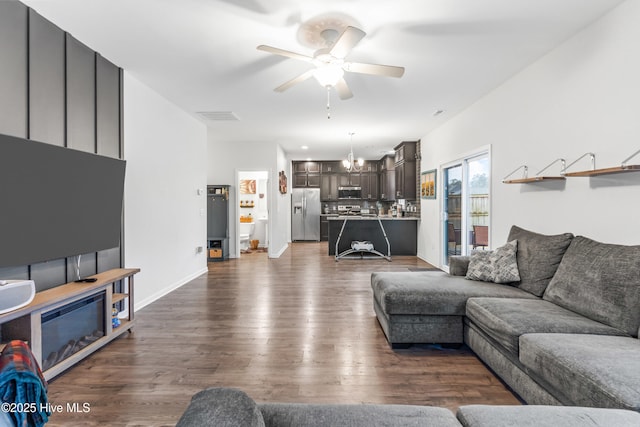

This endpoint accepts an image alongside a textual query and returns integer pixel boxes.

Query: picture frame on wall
[421,169,437,199]
[279,171,287,194]
[240,179,256,194]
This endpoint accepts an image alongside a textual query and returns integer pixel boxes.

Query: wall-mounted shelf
[503,176,566,184]
[563,165,640,177]
[502,159,566,184]
[562,149,640,177]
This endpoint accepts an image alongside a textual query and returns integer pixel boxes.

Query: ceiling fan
[257,26,405,100]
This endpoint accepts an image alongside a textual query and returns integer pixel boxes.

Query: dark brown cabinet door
[321,174,339,200]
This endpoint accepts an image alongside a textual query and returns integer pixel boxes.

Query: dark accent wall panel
[66,253,97,282]
[66,34,96,152]
[0,266,29,282]
[0,1,28,138]
[96,55,121,158]
[29,9,65,147]
[1,6,123,288]
[98,247,121,272]
[31,259,67,292]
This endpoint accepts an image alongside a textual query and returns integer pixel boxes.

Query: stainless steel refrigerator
[292,188,320,241]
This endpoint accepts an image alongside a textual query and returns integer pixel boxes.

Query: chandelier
[343,132,364,172]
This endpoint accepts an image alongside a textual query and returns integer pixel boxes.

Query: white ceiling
[23,0,625,161]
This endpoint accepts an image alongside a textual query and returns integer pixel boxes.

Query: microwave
[338,186,362,199]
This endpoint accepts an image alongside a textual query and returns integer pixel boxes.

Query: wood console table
[0,268,139,380]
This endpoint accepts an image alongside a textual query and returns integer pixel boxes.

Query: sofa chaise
[371,226,640,410]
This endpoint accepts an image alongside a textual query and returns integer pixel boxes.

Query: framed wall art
[421,169,437,199]
[279,171,287,194]
[239,179,256,194]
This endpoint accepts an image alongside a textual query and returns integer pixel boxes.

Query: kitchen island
[328,216,419,257]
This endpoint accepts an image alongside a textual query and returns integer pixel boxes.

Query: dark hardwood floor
[45,242,519,426]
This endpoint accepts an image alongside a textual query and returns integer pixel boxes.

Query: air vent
[197,111,240,121]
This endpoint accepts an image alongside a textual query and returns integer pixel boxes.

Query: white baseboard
[134,266,208,312]
[269,243,289,258]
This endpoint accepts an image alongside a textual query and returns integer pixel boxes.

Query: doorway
[442,151,490,268]
[237,171,269,257]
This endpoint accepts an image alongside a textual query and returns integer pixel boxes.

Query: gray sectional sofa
[176,387,640,426]
[371,225,640,411]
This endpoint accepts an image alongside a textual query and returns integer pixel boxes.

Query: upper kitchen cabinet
[379,155,396,201]
[321,161,342,173]
[293,161,320,187]
[338,172,361,187]
[394,141,418,200]
[320,174,339,201]
[360,171,379,200]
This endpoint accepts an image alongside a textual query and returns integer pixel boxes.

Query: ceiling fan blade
[274,69,315,92]
[329,26,366,59]
[344,62,405,78]
[257,45,313,62]
[334,78,353,100]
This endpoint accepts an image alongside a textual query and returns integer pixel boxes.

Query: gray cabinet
[293,161,320,188]
[394,141,417,200]
[339,173,361,187]
[379,155,396,201]
[321,161,342,173]
[360,172,379,200]
[321,174,339,201]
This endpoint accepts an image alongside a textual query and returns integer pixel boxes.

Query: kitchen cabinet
[339,173,361,187]
[321,161,342,173]
[379,155,396,201]
[360,172,379,200]
[320,216,330,241]
[294,161,319,173]
[293,161,320,188]
[394,141,417,200]
[320,174,339,201]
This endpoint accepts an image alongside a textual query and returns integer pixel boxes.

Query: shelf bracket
[561,152,595,175]
[502,165,528,183]
[534,158,566,177]
[621,148,640,169]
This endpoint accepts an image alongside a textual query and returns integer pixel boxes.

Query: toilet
[239,221,255,251]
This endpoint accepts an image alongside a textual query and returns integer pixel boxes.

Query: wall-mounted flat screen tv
[0,133,126,268]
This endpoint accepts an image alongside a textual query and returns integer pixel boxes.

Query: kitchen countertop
[327,215,420,220]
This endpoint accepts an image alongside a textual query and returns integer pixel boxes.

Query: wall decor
[239,179,256,194]
[279,171,288,194]
[421,169,437,199]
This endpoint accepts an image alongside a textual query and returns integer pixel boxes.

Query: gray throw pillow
[543,236,640,336]
[466,251,493,282]
[492,240,520,283]
[507,225,574,296]
[466,240,520,284]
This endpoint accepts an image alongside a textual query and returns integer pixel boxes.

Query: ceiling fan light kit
[256,22,405,108]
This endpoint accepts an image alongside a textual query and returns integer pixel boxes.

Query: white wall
[123,73,208,309]
[207,134,290,257]
[419,0,640,266]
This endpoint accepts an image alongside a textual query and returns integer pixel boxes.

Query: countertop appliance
[338,186,361,199]
[292,188,320,241]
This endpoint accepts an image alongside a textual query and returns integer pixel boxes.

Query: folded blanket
[0,340,49,427]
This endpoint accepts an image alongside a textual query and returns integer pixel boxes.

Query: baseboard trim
[269,243,289,258]
[134,266,208,312]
